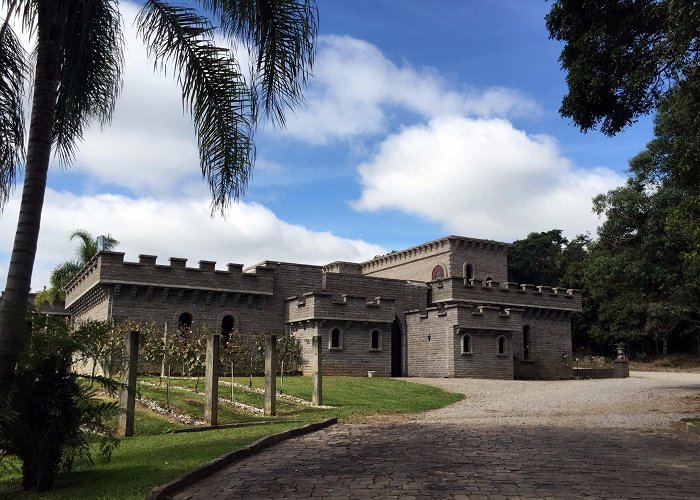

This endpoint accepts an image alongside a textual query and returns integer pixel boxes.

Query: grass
[0,375,462,499]
[0,420,302,499]
[628,353,700,373]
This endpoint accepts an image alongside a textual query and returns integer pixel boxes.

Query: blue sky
[0,1,654,291]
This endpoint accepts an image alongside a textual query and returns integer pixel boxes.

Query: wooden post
[118,330,139,437]
[205,332,220,425]
[312,335,322,406]
[160,322,168,378]
[265,335,277,416]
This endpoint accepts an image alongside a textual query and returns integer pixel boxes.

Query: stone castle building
[64,235,581,379]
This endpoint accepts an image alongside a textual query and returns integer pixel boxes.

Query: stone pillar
[205,332,220,425]
[312,335,322,406]
[118,330,139,437]
[613,359,629,378]
[265,335,277,416]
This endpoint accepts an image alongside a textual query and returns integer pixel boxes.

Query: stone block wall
[453,329,514,379]
[361,236,509,283]
[448,238,508,283]
[512,310,573,379]
[406,307,454,377]
[292,320,391,376]
[286,293,396,324]
[407,304,521,378]
[431,278,582,312]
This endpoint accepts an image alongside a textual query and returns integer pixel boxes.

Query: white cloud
[282,35,542,144]
[0,189,385,292]
[352,116,625,241]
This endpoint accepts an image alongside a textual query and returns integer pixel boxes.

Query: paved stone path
[173,372,700,499]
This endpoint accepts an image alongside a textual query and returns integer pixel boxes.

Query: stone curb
[672,418,700,435]
[145,418,338,500]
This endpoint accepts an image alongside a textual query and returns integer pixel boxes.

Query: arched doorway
[391,318,402,377]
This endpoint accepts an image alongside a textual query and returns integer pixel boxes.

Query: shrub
[0,312,120,492]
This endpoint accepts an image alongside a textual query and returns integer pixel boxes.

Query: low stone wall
[572,360,629,379]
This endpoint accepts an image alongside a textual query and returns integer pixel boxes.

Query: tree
[508,230,598,352]
[546,0,700,135]
[0,0,318,380]
[584,153,700,356]
[35,229,118,305]
[508,229,568,286]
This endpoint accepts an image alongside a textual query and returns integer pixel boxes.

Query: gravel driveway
[172,372,700,499]
[407,371,700,429]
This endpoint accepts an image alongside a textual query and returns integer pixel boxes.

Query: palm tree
[36,229,119,305]
[0,0,318,380]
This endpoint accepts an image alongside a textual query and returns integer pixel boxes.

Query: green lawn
[0,376,462,499]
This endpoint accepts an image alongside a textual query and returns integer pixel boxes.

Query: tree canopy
[546,0,700,135]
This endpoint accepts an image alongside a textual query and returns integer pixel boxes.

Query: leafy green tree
[508,229,568,286]
[509,230,599,352]
[36,229,118,305]
[546,0,700,135]
[584,169,699,355]
[0,0,318,381]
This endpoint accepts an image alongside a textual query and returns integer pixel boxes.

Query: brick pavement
[171,421,700,499]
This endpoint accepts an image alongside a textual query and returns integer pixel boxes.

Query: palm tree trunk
[0,7,65,381]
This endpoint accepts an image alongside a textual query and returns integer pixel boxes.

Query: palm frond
[0,14,27,211]
[52,0,124,164]
[50,260,82,291]
[138,0,255,212]
[200,0,317,126]
[70,229,98,264]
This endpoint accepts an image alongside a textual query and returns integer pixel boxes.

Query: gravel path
[405,371,700,429]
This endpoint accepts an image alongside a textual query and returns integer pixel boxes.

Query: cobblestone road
[172,372,700,499]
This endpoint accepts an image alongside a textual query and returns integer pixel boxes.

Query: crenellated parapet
[65,251,274,308]
[430,277,582,312]
[323,261,364,274]
[407,302,524,331]
[359,235,509,275]
[285,292,397,324]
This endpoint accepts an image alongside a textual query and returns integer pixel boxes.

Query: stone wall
[512,310,573,379]
[361,236,509,283]
[292,320,392,376]
[406,304,520,378]
[431,278,582,311]
[453,329,514,379]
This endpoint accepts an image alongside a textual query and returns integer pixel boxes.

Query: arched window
[178,312,193,333]
[461,333,472,354]
[221,315,234,346]
[523,325,530,360]
[431,265,445,281]
[330,327,342,350]
[498,335,507,355]
[484,275,494,287]
[370,329,381,351]
[464,263,474,282]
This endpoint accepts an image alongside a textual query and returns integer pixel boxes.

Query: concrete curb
[145,418,338,499]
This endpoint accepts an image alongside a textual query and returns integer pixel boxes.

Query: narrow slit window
[498,336,506,355]
[462,334,472,354]
[330,328,341,349]
[371,329,380,350]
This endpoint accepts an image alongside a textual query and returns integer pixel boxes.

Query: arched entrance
[391,318,402,377]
